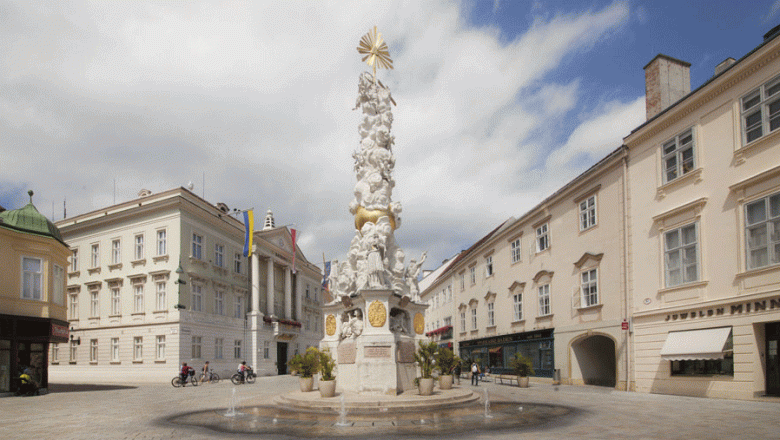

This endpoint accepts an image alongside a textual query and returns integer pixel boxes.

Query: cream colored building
[626,27,780,399]
[50,187,322,382]
[421,146,632,390]
[0,191,70,394]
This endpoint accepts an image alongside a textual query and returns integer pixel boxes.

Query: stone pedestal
[321,289,427,395]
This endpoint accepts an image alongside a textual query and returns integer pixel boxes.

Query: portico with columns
[247,209,324,376]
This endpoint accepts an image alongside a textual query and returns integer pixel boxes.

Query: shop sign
[621,320,629,330]
[665,296,780,322]
[51,323,69,339]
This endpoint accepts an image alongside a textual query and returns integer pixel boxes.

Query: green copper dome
[0,190,67,246]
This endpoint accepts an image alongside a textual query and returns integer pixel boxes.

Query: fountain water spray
[483,388,493,419]
[335,394,350,427]
[224,388,238,417]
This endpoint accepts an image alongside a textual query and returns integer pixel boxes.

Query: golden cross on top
[357,26,394,82]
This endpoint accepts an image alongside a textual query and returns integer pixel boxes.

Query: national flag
[322,261,331,290]
[243,210,254,257]
[291,228,297,274]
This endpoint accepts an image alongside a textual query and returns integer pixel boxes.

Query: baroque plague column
[320,28,428,395]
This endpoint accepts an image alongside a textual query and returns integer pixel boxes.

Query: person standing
[454,363,462,385]
[201,361,211,384]
[471,362,480,386]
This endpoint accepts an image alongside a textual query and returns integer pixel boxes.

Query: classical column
[295,276,303,323]
[266,257,274,316]
[251,249,260,313]
[284,266,292,320]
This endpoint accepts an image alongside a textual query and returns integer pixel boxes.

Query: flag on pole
[291,228,297,274]
[243,210,254,257]
[322,261,331,290]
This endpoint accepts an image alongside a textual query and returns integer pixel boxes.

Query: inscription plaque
[338,342,356,364]
[397,341,415,363]
[364,345,391,358]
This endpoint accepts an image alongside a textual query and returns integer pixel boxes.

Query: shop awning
[488,347,502,354]
[659,327,732,361]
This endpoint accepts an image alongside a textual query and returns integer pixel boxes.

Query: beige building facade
[50,188,322,382]
[626,29,780,399]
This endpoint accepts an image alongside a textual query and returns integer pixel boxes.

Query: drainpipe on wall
[621,150,631,392]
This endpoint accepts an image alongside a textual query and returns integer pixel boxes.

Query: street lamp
[174,259,187,310]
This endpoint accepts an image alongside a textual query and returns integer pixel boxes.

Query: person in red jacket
[180,362,194,385]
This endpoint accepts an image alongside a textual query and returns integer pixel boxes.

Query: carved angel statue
[405,252,427,302]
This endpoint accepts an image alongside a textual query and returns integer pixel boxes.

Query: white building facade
[50,188,322,382]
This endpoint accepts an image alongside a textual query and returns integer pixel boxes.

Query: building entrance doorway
[277,342,288,375]
[766,322,780,396]
[571,334,616,387]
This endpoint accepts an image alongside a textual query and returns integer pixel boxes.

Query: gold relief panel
[325,314,336,336]
[368,300,387,327]
[414,313,425,335]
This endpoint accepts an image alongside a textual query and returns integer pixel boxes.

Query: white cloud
[0,0,637,270]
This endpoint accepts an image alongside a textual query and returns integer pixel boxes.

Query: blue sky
[1,0,778,270]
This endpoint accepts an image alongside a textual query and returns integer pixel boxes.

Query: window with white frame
[53,264,65,305]
[133,336,143,361]
[444,316,452,327]
[234,340,241,358]
[156,335,165,360]
[69,293,78,319]
[191,336,202,358]
[70,248,79,272]
[579,195,597,230]
[215,338,224,359]
[90,291,99,317]
[469,266,476,285]
[513,293,523,321]
[214,291,224,315]
[581,268,599,307]
[487,302,495,327]
[111,239,121,264]
[662,129,695,183]
[511,238,522,263]
[70,340,77,363]
[306,284,311,299]
[111,337,119,362]
[234,253,242,274]
[21,257,42,300]
[538,284,551,316]
[91,243,99,268]
[134,234,144,260]
[471,307,477,330]
[234,294,243,318]
[156,229,167,256]
[459,272,465,291]
[536,224,549,252]
[110,287,121,315]
[447,285,452,303]
[741,75,780,144]
[133,284,144,313]
[51,343,59,363]
[314,288,318,302]
[215,243,224,267]
[155,281,166,310]
[263,341,270,359]
[192,233,203,260]
[485,255,494,277]
[745,191,780,270]
[90,339,98,363]
[191,283,202,312]
[664,223,699,287]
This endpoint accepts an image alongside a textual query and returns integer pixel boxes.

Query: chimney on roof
[764,23,780,41]
[644,54,691,120]
[714,57,736,76]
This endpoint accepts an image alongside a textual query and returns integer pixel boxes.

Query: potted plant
[414,341,438,395]
[287,347,320,392]
[509,352,534,388]
[435,347,459,390]
[318,348,337,398]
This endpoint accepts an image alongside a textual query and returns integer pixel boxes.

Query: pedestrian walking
[471,362,480,386]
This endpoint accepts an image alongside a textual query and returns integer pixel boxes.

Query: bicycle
[171,373,199,387]
[230,368,256,385]
[201,369,220,384]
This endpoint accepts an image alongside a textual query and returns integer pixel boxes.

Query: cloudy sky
[2,0,778,272]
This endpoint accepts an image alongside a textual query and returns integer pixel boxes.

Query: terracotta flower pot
[439,374,453,390]
[299,376,314,392]
[319,379,336,398]
[518,376,529,388]
[418,377,435,396]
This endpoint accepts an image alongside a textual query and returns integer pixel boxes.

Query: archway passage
[572,335,616,387]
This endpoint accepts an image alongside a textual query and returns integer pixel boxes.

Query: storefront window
[0,340,10,393]
[671,356,734,376]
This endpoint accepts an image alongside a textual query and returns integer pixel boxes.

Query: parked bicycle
[230,367,256,385]
[171,368,198,387]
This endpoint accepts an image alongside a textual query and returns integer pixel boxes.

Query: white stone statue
[405,252,427,302]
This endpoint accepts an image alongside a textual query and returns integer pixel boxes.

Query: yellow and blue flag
[243,210,254,257]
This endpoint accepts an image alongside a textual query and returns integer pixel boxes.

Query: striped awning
[659,327,732,361]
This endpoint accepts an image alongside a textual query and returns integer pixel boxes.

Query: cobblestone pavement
[2,376,779,440]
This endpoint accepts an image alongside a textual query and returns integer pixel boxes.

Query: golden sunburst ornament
[357,26,394,81]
